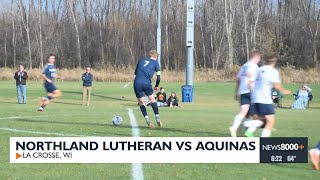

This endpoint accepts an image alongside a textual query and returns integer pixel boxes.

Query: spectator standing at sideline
[82,67,93,106]
[14,64,28,104]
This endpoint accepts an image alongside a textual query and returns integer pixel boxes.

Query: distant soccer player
[246,53,290,137]
[37,54,64,112]
[310,142,320,170]
[134,50,162,128]
[229,51,261,137]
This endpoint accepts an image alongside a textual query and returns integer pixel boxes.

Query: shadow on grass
[14,118,225,137]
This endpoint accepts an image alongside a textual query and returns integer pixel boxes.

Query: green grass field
[0,81,319,180]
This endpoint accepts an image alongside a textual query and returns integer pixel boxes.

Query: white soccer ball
[112,116,123,126]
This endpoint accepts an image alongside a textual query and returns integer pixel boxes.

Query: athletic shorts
[240,93,251,105]
[249,103,275,116]
[317,142,320,150]
[133,83,153,98]
[45,83,58,93]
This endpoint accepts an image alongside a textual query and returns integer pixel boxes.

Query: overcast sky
[0,0,10,11]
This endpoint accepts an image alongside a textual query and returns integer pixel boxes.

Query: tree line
[0,0,319,70]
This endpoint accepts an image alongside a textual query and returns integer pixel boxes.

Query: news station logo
[260,137,308,163]
[10,137,308,164]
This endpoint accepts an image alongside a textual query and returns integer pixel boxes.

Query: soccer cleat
[145,116,154,129]
[156,121,162,127]
[310,149,319,170]
[155,115,162,127]
[229,127,237,137]
[244,131,254,137]
[37,107,44,112]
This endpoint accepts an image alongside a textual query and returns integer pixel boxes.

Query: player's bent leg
[243,115,264,137]
[261,115,275,137]
[309,148,320,170]
[148,94,162,127]
[229,104,250,137]
[38,97,50,112]
[51,89,62,98]
[138,98,154,129]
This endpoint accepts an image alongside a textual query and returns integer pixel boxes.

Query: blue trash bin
[182,85,193,103]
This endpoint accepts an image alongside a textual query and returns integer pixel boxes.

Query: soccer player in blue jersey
[37,54,64,112]
[134,50,162,128]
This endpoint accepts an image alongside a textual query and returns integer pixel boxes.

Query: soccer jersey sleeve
[272,70,281,83]
[247,64,258,81]
[155,61,161,74]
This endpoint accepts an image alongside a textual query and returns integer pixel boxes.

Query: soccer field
[0,81,319,180]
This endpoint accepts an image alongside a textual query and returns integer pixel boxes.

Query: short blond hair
[148,50,158,58]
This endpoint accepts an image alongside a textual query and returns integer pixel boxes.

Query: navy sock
[139,105,148,117]
[151,102,159,115]
[47,96,53,100]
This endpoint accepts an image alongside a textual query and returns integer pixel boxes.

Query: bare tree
[224,0,236,68]
[0,0,319,69]
[38,0,44,68]
[68,0,82,68]
[16,0,33,68]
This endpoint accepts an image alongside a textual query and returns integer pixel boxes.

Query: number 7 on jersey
[144,60,150,67]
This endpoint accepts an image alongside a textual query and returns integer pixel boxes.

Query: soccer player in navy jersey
[134,50,162,128]
[37,54,64,112]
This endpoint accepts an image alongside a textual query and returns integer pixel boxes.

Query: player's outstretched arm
[274,82,291,95]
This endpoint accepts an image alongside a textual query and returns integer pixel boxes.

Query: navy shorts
[45,83,58,93]
[317,142,320,150]
[134,83,153,98]
[240,93,251,105]
[249,103,275,116]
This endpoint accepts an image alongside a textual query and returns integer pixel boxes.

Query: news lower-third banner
[10,137,308,163]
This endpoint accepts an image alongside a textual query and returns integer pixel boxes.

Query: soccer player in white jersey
[246,54,290,137]
[310,141,320,170]
[229,51,261,137]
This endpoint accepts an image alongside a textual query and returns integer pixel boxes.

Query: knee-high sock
[140,105,148,117]
[243,120,264,128]
[231,114,244,129]
[246,127,257,134]
[261,129,271,137]
[151,102,159,115]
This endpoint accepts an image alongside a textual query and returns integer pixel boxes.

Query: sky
[0,0,10,11]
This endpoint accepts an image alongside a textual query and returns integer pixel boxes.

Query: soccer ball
[112,116,123,126]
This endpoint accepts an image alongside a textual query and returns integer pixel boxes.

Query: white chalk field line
[124,82,132,88]
[0,127,86,137]
[128,108,144,180]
